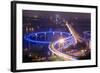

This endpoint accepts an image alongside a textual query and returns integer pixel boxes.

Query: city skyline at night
[23,10,91,63]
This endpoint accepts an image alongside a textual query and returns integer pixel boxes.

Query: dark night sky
[23,10,91,34]
[23,10,90,24]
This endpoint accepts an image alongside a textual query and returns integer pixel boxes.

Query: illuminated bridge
[49,22,91,61]
[24,31,71,45]
[23,31,74,61]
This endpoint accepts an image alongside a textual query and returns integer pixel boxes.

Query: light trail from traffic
[49,36,77,61]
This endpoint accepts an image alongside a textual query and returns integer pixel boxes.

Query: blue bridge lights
[24,31,72,45]
[23,30,91,61]
[23,31,73,58]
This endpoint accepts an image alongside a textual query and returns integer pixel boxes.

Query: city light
[58,38,65,44]
[23,10,91,62]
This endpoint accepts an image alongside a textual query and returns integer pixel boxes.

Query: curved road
[49,42,77,61]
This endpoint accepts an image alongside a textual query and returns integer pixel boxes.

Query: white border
[16,4,96,70]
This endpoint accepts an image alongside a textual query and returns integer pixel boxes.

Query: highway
[49,42,77,61]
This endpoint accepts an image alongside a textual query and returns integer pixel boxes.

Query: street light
[58,38,65,44]
[58,38,65,51]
